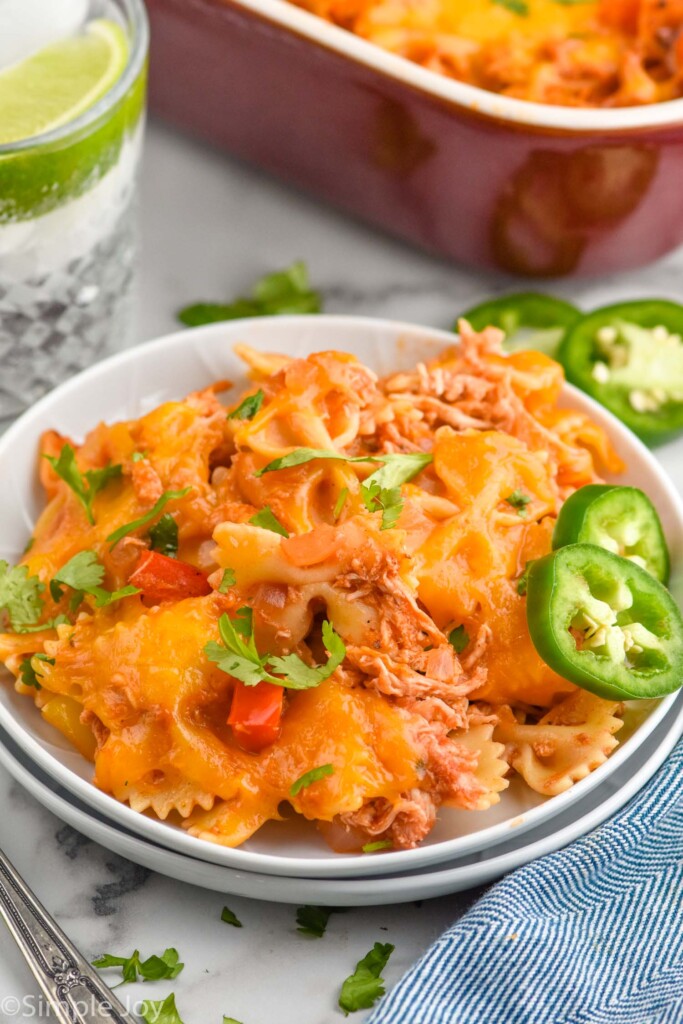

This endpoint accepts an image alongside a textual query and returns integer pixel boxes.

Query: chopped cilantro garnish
[92,947,184,985]
[517,561,533,596]
[290,763,334,797]
[23,537,35,554]
[492,0,528,13]
[505,490,532,517]
[249,506,289,537]
[218,568,237,593]
[148,514,179,558]
[221,906,243,928]
[296,906,335,938]
[0,561,44,631]
[223,1019,244,1024]
[107,488,191,548]
[228,389,264,421]
[256,449,432,530]
[333,487,349,521]
[338,942,395,1015]
[131,450,147,463]
[44,444,121,525]
[52,551,139,609]
[140,993,186,1024]
[362,840,393,853]
[205,615,345,691]
[177,262,321,327]
[447,625,469,654]
[19,653,54,690]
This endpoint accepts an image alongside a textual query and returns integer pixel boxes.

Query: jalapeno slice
[457,293,581,357]
[552,485,670,584]
[558,299,683,446]
[526,544,683,701]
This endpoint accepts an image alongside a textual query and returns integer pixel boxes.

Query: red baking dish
[144,0,683,277]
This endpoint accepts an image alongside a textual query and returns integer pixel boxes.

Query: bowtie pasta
[0,323,628,851]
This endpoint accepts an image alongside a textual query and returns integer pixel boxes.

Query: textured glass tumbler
[0,0,148,429]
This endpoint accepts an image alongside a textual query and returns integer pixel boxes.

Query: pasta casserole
[0,323,632,851]
[291,0,683,108]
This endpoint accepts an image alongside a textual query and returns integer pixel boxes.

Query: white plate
[1,691,681,905]
[1,316,682,879]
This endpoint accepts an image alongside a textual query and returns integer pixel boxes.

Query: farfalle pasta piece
[451,723,509,810]
[495,690,623,796]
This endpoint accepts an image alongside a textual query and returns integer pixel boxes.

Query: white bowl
[1,316,681,879]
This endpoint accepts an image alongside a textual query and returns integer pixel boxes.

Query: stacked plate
[2,317,682,906]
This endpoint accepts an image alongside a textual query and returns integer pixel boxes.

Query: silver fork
[0,846,137,1023]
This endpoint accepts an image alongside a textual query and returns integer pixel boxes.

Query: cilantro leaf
[178,262,321,326]
[447,625,469,654]
[221,906,243,928]
[52,551,139,609]
[492,0,528,13]
[107,488,191,548]
[149,514,179,558]
[223,1019,244,1024]
[362,840,393,853]
[255,448,432,531]
[140,993,186,1024]
[333,487,349,521]
[517,561,533,596]
[205,615,345,691]
[290,764,334,798]
[296,906,335,938]
[268,620,346,690]
[218,569,236,593]
[255,448,352,477]
[44,445,122,525]
[138,948,184,982]
[92,948,183,985]
[0,561,44,631]
[249,506,289,537]
[228,389,264,421]
[505,490,532,517]
[361,480,402,531]
[338,942,395,1015]
[19,653,54,690]
[131,450,147,462]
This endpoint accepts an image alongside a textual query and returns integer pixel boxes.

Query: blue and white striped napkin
[368,739,683,1024]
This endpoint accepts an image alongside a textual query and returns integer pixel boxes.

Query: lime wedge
[0,19,129,146]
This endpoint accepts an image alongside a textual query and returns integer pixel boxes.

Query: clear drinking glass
[0,0,148,428]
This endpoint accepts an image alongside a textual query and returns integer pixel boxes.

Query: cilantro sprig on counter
[50,551,139,610]
[178,262,321,327]
[44,444,121,525]
[221,906,243,928]
[140,993,186,1024]
[205,609,345,690]
[338,942,395,1015]
[255,449,433,531]
[296,906,337,938]
[92,947,184,985]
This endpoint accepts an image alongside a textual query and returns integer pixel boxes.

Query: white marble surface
[2,118,683,1023]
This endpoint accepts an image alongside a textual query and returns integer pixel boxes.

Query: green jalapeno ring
[552,484,670,584]
[456,293,581,357]
[526,544,683,702]
[557,299,683,447]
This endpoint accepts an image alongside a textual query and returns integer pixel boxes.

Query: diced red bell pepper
[228,680,284,753]
[129,550,211,603]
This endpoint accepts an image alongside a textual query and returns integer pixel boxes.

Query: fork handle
[0,847,137,1023]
